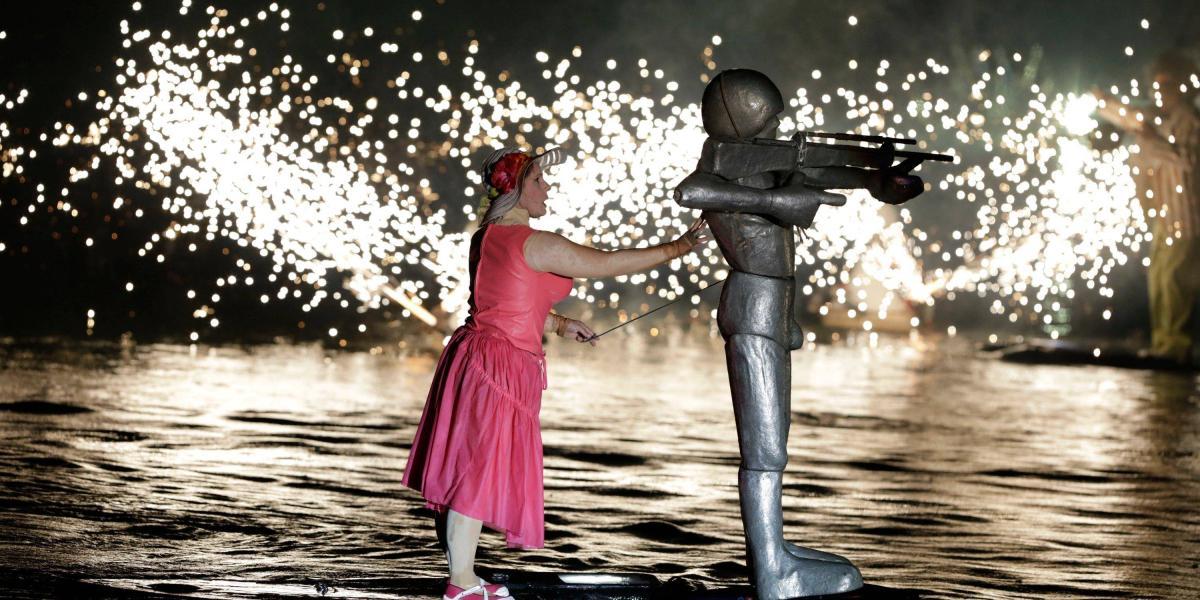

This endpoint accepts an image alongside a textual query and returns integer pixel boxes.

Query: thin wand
[588,276,726,340]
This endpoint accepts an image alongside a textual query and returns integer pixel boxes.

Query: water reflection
[0,335,1196,599]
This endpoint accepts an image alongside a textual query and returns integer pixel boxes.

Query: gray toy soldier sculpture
[674,69,929,599]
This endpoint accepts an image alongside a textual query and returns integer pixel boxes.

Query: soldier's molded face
[518,164,550,218]
[701,69,785,139]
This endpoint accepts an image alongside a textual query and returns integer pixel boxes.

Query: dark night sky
[1,1,1196,342]
[6,1,1197,118]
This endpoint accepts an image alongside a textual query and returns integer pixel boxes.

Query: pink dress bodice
[466,224,573,355]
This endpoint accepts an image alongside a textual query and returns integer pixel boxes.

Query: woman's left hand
[560,318,598,346]
[675,218,712,255]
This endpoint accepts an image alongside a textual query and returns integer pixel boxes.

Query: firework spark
[0,2,1189,343]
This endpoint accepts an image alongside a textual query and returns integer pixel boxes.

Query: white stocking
[445,509,483,586]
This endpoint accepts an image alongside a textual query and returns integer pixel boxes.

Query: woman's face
[517,164,551,218]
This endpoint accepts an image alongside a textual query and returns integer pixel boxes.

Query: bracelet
[553,314,569,337]
[670,237,689,259]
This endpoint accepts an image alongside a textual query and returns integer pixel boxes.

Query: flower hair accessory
[477,146,566,225]
[488,152,532,196]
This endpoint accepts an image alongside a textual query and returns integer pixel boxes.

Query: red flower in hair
[489,152,531,195]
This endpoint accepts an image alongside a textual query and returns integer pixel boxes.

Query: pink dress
[402,223,572,549]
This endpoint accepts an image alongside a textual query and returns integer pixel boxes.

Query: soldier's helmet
[701,69,784,139]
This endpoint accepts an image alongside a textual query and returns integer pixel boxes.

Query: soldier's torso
[702,172,796,279]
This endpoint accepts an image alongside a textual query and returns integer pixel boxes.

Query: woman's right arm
[524,220,707,279]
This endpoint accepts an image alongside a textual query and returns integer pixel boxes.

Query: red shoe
[442,579,512,599]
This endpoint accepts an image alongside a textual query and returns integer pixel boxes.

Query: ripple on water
[0,399,93,414]
[544,447,650,467]
[615,520,728,546]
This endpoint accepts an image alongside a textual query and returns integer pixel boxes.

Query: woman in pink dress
[403,146,708,600]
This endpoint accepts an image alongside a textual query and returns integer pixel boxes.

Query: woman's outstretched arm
[524,219,708,279]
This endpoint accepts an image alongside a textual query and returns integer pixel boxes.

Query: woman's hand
[556,315,598,346]
[673,218,712,256]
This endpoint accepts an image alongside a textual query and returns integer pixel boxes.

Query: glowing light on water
[0,1,1174,340]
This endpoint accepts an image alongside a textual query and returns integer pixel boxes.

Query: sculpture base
[692,583,923,599]
[492,574,924,599]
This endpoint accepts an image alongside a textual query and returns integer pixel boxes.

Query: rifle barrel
[799,131,918,145]
[895,149,955,162]
[807,141,955,163]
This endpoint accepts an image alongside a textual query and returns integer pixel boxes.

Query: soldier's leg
[723,272,841,561]
[721,272,861,598]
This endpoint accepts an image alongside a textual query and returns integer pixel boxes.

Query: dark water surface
[0,334,1197,599]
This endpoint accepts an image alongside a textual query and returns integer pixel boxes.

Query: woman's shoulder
[489,223,541,245]
[484,224,544,268]
[518,228,575,274]
[522,228,575,251]
[490,222,535,233]
[493,224,570,244]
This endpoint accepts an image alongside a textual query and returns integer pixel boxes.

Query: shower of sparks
[0,3,1191,341]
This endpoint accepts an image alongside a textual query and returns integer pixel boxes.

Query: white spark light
[0,3,1161,338]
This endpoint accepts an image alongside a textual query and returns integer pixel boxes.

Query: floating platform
[80,573,924,599]
[991,339,1196,371]
[79,578,407,599]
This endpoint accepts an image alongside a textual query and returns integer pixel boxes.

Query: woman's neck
[497,206,531,226]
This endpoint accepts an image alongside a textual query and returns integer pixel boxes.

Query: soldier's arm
[674,170,846,228]
[800,166,924,205]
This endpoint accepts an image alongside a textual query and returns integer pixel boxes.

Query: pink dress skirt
[401,324,547,549]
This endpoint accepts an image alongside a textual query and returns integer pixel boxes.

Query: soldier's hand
[869,170,923,205]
